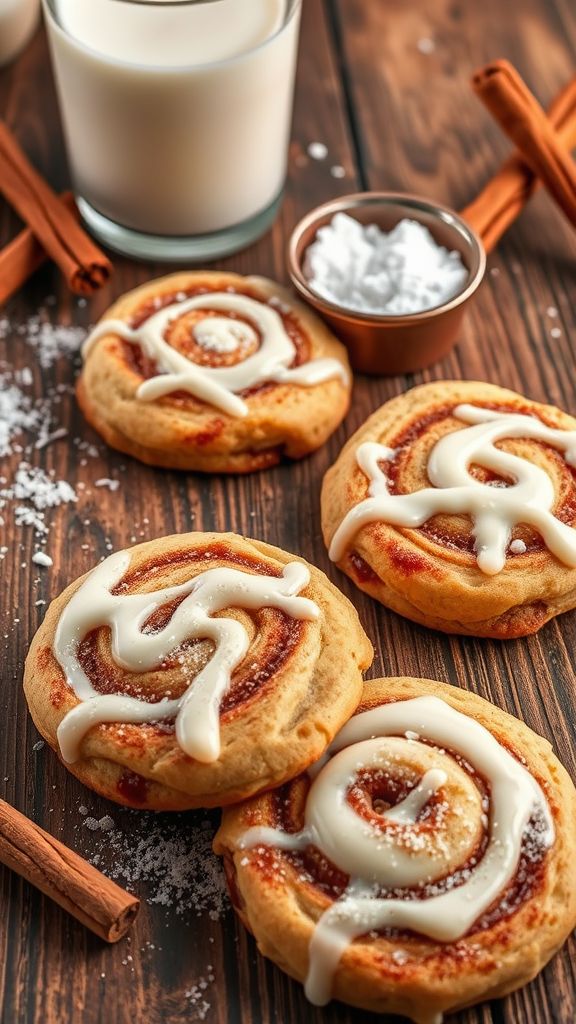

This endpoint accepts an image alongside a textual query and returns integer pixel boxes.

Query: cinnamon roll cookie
[23,533,372,810]
[215,676,576,1023]
[77,272,351,472]
[322,380,576,637]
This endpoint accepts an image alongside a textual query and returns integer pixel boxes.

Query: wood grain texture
[1,1,575,1022]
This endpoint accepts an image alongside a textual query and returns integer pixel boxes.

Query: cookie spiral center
[193,316,257,353]
[166,310,261,368]
[332,737,482,886]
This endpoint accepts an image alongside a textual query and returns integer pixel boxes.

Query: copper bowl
[288,192,486,375]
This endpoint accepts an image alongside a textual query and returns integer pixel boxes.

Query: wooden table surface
[1,2,575,1022]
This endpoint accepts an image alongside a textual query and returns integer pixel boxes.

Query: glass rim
[43,0,302,73]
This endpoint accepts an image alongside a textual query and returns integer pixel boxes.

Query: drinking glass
[42,0,302,260]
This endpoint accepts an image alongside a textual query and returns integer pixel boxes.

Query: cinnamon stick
[0,798,139,942]
[0,192,78,306]
[0,121,112,295]
[472,61,576,232]
[462,76,576,251]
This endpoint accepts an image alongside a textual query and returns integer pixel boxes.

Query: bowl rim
[287,190,487,325]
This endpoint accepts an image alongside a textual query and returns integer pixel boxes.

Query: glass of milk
[0,0,40,66]
[42,0,302,260]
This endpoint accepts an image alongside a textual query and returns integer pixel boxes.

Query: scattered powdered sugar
[185,968,215,1021]
[13,505,49,534]
[417,37,435,54]
[267,295,292,315]
[31,550,53,567]
[307,141,328,161]
[0,360,77,551]
[35,427,69,450]
[83,814,115,832]
[0,373,44,456]
[0,463,77,536]
[85,811,229,919]
[0,312,86,369]
[94,478,120,492]
[0,368,71,457]
[509,539,527,554]
[74,437,100,460]
[0,309,86,558]
[391,949,409,964]
[304,212,468,316]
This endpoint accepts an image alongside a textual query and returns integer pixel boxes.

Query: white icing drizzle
[329,404,576,575]
[54,550,319,765]
[82,292,349,418]
[239,695,554,1006]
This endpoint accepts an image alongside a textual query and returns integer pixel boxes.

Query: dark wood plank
[1,1,575,1022]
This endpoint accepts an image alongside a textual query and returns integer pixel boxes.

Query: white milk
[0,0,40,66]
[43,0,301,237]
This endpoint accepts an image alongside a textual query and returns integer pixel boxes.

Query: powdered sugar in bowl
[288,193,485,375]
